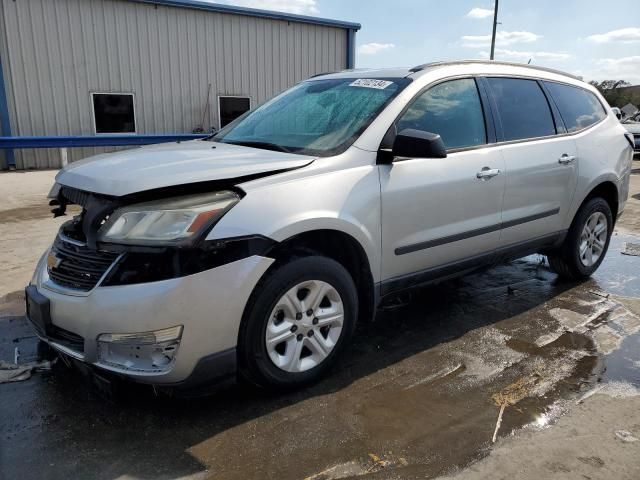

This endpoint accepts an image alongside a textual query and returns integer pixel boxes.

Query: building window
[92,93,136,134]
[218,96,251,128]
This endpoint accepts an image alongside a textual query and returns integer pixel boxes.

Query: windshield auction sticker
[349,79,393,89]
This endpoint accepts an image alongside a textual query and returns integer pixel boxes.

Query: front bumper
[29,249,273,385]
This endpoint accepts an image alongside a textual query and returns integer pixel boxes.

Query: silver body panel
[32,248,273,383]
[34,61,634,384]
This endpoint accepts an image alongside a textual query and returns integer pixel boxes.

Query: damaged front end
[44,184,276,292]
[29,182,278,385]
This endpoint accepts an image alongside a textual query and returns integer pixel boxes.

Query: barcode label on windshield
[349,79,393,89]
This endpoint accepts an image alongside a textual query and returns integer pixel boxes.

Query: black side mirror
[392,129,447,159]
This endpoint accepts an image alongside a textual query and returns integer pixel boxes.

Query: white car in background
[621,112,640,155]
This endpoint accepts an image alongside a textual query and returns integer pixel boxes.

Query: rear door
[380,77,505,286]
[483,77,578,248]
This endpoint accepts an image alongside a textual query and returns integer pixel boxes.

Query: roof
[408,60,581,80]
[127,0,361,30]
[309,60,585,82]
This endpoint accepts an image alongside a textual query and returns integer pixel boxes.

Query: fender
[568,171,621,222]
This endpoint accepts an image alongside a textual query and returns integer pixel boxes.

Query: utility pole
[490,0,499,60]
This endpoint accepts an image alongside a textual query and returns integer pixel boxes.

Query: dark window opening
[486,78,556,141]
[92,93,136,134]
[396,78,487,150]
[543,82,606,132]
[219,96,251,128]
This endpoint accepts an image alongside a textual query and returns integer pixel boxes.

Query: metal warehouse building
[0,0,360,169]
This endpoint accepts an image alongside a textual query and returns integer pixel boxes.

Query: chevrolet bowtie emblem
[47,251,62,270]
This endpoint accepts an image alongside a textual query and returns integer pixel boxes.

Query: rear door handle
[476,167,501,180]
[558,154,576,165]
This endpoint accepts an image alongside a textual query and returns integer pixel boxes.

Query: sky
[214,0,640,84]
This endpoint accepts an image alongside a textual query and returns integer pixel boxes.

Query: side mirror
[392,129,447,159]
[612,107,622,120]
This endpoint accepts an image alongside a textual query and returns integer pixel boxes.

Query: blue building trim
[346,29,356,69]
[0,53,15,168]
[0,134,208,149]
[129,0,361,30]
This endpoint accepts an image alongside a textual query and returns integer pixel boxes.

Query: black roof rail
[408,60,581,80]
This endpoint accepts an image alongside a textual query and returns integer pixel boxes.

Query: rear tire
[547,197,613,280]
[238,255,358,389]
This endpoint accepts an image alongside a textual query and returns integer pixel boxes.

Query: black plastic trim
[395,208,560,256]
[501,208,560,229]
[395,223,501,255]
[167,347,237,390]
[382,231,566,297]
[102,235,277,287]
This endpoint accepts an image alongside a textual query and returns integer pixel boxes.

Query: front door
[380,78,505,287]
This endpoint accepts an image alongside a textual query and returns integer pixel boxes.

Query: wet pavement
[1,228,640,479]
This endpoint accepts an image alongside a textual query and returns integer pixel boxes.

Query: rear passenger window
[543,82,606,132]
[487,78,556,141]
[396,78,486,150]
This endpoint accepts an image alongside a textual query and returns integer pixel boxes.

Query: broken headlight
[98,191,239,246]
[97,326,183,374]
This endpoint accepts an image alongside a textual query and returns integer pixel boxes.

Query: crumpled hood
[55,140,314,196]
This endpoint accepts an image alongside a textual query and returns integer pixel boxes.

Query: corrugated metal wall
[0,0,348,169]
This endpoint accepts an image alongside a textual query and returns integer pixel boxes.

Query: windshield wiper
[225,140,293,153]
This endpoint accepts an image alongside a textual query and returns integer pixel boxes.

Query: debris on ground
[614,430,638,443]
[0,359,55,383]
[621,242,640,256]
[491,372,543,442]
[367,453,392,471]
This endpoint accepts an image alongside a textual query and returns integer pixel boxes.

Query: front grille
[48,236,119,291]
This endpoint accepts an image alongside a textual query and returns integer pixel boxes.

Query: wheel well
[583,181,619,221]
[267,230,376,323]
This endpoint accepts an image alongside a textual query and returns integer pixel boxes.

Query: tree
[589,80,635,108]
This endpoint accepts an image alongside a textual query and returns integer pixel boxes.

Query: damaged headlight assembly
[97,325,184,374]
[98,191,240,246]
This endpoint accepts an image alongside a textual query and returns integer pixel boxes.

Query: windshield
[212,78,410,156]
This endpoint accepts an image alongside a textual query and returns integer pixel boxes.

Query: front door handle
[558,154,577,165]
[476,167,501,180]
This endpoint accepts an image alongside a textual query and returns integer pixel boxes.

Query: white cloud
[587,27,640,44]
[461,31,541,48]
[216,0,318,15]
[357,43,395,55]
[593,56,640,82]
[477,48,571,62]
[467,7,494,19]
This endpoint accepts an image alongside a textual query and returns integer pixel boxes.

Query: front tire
[238,256,358,388]
[548,197,613,280]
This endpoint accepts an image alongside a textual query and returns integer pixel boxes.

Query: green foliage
[589,80,640,108]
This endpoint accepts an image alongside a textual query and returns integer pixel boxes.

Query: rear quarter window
[543,82,607,132]
[486,77,556,141]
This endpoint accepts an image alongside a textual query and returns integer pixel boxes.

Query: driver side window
[396,78,487,150]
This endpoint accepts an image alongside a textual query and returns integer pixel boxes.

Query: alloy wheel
[579,211,608,267]
[265,280,344,373]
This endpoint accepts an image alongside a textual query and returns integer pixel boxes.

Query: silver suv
[27,61,634,389]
